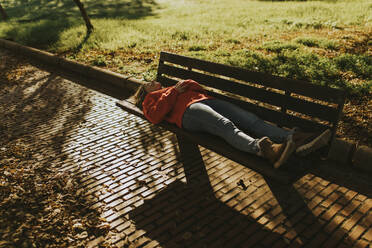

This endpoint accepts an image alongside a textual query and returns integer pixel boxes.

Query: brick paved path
[1,49,371,247]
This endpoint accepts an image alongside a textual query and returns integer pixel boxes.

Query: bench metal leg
[176,134,214,195]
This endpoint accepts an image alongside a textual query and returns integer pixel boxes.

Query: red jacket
[142,80,213,128]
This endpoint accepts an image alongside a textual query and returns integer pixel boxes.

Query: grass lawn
[0,0,371,94]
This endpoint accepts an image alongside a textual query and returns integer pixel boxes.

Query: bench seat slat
[160,52,345,104]
[116,99,305,183]
[158,64,339,123]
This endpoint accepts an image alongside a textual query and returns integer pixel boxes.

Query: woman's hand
[174,80,188,93]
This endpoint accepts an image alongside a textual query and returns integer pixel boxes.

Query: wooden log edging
[0,38,371,172]
[0,38,143,93]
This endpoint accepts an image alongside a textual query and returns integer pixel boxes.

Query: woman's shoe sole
[296,129,331,156]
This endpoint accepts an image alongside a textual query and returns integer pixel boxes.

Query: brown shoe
[259,137,284,164]
[293,129,331,156]
[259,137,296,168]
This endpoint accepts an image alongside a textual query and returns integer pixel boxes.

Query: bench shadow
[126,137,298,247]
[285,155,372,199]
[125,133,367,247]
[129,181,294,248]
[309,161,372,199]
[266,178,326,247]
[281,153,372,199]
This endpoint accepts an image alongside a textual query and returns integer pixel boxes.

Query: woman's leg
[182,101,262,155]
[200,99,292,143]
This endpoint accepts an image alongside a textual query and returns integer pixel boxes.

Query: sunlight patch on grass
[294,37,339,50]
[260,41,300,53]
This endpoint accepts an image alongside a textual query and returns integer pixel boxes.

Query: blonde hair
[132,84,147,109]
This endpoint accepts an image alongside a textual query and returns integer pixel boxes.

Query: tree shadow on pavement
[0,58,91,150]
[0,50,108,246]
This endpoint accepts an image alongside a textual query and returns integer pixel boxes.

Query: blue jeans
[182,99,292,154]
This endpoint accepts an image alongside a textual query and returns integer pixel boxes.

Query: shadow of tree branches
[4,0,157,21]
[1,0,158,49]
[0,49,110,247]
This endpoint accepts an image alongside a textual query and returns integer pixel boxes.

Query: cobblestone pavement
[1,49,372,248]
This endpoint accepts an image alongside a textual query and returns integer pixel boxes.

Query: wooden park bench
[117,52,346,183]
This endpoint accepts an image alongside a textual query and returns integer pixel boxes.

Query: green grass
[260,41,300,53]
[294,37,340,50]
[0,0,371,95]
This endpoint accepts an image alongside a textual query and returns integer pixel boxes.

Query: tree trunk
[0,3,8,21]
[73,0,93,33]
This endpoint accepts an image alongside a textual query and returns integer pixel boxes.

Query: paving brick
[341,201,361,217]
[312,195,324,206]
[341,218,357,232]
[143,240,160,248]
[303,231,327,248]
[321,192,340,208]
[358,200,372,214]
[304,190,318,200]
[110,217,128,230]
[352,239,370,248]
[287,209,307,226]
[355,194,367,202]
[322,229,346,248]
[240,229,268,247]
[302,222,324,239]
[292,222,308,237]
[272,237,291,248]
[128,229,147,243]
[312,205,326,218]
[348,224,365,241]
[320,184,338,198]
[106,197,125,208]
[324,215,345,233]
[362,228,372,241]
[288,237,304,248]
[350,211,364,227]
[321,203,343,221]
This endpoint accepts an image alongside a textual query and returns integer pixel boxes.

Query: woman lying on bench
[132,79,331,169]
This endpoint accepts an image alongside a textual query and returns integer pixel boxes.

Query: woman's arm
[180,79,205,92]
[143,87,179,124]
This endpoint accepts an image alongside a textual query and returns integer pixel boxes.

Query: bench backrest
[156,51,345,138]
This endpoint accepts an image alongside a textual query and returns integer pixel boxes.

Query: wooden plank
[116,99,302,183]
[286,97,338,123]
[160,52,345,104]
[158,63,339,122]
[157,76,331,132]
[212,92,331,132]
[158,63,286,106]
